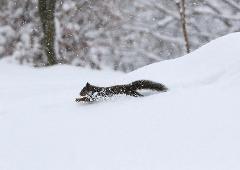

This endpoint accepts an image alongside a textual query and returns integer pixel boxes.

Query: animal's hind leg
[131,91,144,97]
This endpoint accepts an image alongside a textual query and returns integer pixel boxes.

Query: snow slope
[0,33,240,170]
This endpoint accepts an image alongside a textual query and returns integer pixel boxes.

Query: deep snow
[0,33,240,170]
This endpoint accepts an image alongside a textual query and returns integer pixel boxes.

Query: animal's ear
[86,82,90,86]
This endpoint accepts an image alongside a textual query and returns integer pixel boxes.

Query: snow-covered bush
[0,0,43,65]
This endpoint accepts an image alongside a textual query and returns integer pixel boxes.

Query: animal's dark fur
[75,80,168,102]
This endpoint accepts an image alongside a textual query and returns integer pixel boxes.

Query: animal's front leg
[75,96,95,103]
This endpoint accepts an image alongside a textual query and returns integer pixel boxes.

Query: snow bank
[0,33,240,170]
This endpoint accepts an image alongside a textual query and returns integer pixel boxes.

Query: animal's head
[80,82,92,96]
[76,82,100,102]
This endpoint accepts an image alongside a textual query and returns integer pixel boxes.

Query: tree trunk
[176,0,190,54]
[38,0,57,65]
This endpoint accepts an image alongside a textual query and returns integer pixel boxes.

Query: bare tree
[38,0,57,65]
[176,0,190,53]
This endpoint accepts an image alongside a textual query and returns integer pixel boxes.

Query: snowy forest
[1,0,240,72]
[1,1,240,169]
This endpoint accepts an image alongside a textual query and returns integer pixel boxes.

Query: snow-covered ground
[0,33,240,170]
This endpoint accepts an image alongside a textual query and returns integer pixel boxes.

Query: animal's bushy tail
[130,80,168,92]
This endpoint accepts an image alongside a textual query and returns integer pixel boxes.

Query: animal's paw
[75,96,94,103]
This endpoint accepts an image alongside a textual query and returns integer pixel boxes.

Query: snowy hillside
[0,33,240,170]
